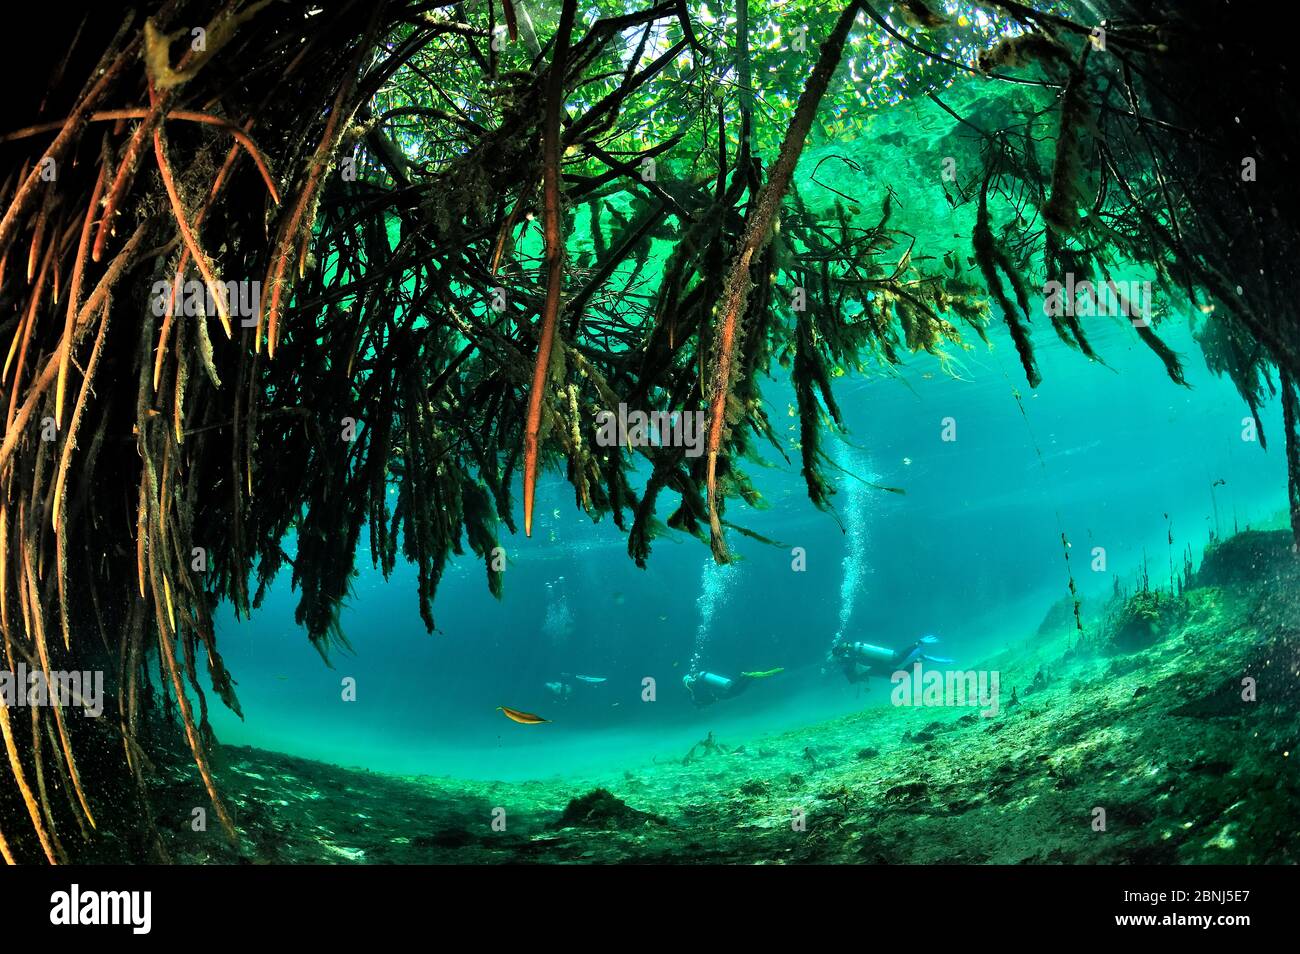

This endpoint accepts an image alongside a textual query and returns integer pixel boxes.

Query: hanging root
[974,172,1041,388]
[0,698,59,863]
[522,0,577,537]
[1283,371,1300,550]
[154,110,233,338]
[706,0,864,562]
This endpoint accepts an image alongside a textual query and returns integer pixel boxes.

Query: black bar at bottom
[3,864,1287,940]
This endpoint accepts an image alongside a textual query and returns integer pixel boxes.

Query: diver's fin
[741,667,784,679]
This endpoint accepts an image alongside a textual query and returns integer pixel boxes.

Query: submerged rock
[1193,530,1298,588]
[1107,590,1181,653]
[552,789,666,830]
[883,781,929,808]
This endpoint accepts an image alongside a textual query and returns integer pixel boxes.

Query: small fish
[497,705,550,725]
[573,674,605,684]
[658,614,668,622]
[275,675,289,681]
[902,457,913,466]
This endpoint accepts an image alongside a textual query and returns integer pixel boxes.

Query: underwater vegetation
[0,0,1296,865]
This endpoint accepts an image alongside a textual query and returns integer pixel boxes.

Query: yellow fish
[497,705,550,725]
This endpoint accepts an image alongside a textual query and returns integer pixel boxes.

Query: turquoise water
[209,312,1288,781]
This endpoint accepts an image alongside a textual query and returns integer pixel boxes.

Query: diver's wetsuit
[682,671,753,707]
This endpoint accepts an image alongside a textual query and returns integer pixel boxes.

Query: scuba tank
[846,642,896,663]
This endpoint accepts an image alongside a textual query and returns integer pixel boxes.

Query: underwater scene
[0,0,1297,898]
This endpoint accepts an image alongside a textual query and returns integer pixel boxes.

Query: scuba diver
[682,668,783,707]
[827,634,952,685]
[544,673,606,703]
[544,680,575,703]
